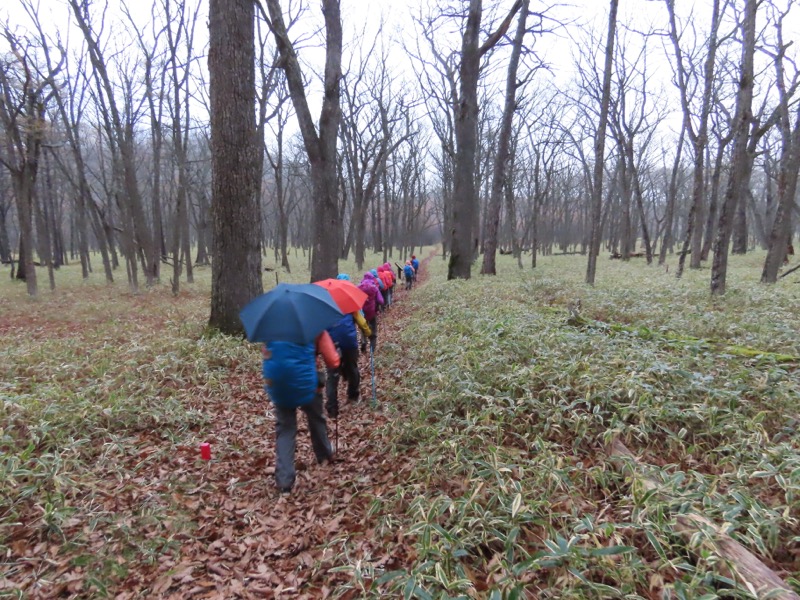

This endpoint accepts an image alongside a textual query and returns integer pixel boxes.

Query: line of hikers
[261,256,421,495]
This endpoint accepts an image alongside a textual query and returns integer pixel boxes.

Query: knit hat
[337,273,351,281]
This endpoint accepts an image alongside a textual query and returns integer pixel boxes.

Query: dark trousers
[273,391,332,491]
[367,318,377,351]
[326,347,360,413]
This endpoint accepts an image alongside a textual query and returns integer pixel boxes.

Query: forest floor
[0,250,432,599]
[1,248,800,599]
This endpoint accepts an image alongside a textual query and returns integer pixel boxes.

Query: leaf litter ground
[0,253,431,599]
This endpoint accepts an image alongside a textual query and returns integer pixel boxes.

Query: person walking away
[358,271,384,351]
[404,261,415,290]
[262,330,340,495]
[411,255,420,280]
[370,268,386,313]
[325,274,372,413]
[378,264,394,307]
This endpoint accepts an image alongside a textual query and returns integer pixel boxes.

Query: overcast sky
[1,0,799,152]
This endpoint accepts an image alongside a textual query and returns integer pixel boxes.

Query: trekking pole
[334,416,338,455]
[369,343,377,408]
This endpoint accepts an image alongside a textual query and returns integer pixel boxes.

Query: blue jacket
[327,314,358,351]
[411,258,420,272]
[262,341,317,408]
[404,264,414,279]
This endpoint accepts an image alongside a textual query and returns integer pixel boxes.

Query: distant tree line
[0,0,798,312]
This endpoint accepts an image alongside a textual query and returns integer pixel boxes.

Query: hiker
[411,255,420,280]
[358,271,384,352]
[262,330,340,495]
[403,260,415,290]
[378,264,394,307]
[325,274,372,415]
[370,268,386,313]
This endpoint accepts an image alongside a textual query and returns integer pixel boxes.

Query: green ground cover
[363,251,800,598]
[1,247,798,598]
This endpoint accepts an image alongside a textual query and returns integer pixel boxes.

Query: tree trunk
[762,106,800,283]
[12,171,38,295]
[586,0,619,285]
[700,140,727,260]
[711,0,757,295]
[208,0,263,334]
[481,0,528,276]
[668,0,723,277]
[732,166,749,254]
[448,0,483,280]
[264,0,343,282]
[660,125,685,265]
[448,0,522,279]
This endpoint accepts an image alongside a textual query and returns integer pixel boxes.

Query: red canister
[200,442,211,460]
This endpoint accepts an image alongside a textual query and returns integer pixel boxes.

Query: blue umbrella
[239,283,343,345]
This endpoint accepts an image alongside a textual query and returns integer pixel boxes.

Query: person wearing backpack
[378,264,394,307]
[411,255,420,280]
[262,330,340,495]
[369,268,387,313]
[403,261,415,290]
[358,271,384,351]
[325,274,372,414]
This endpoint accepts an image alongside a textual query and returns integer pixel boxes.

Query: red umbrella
[313,278,368,314]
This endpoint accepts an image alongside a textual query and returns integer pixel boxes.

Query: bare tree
[0,28,63,296]
[762,1,800,283]
[68,0,158,290]
[340,33,411,270]
[665,0,728,277]
[657,125,686,265]
[585,0,618,285]
[164,0,200,293]
[447,0,523,280]
[710,0,757,295]
[607,28,662,264]
[481,0,529,275]
[262,0,342,282]
[264,75,293,272]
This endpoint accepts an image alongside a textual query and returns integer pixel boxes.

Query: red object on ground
[200,443,211,460]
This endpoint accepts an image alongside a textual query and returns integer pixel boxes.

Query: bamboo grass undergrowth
[357,251,800,599]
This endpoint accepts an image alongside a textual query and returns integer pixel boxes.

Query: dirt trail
[119,253,436,599]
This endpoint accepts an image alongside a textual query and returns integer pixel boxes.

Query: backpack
[327,314,358,351]
[404,264,414,279]
[263,341,317,408]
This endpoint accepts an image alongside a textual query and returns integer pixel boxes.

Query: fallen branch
[779,263,800,279]
[610,252,646,259]
[609,440,799,600]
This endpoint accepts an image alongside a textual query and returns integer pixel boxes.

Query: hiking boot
[278,487,292,497]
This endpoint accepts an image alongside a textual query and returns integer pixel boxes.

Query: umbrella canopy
[313,278,368,314]
[239,283,343,345]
